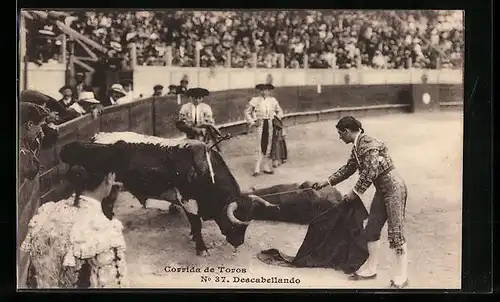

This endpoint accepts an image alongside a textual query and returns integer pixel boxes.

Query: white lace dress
[20,195,129,288]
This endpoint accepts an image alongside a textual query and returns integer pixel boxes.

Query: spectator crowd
[26,10,463,69]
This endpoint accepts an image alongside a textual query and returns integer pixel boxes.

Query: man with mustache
[19,102,50,181]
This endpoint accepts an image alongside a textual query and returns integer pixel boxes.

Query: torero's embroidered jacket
[178,102,215,127]
[20,195,129,288]
[244,96,284,126]
[177,102,216,141]
[328,133,395,196]
[244,96,284,156]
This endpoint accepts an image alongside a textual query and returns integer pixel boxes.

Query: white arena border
[217,102,462,131]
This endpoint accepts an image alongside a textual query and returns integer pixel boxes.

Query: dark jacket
[55,98,83,124]
[100,96,120,107]
[271,116,288,162]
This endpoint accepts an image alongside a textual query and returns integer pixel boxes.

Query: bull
[249,181,343,224]
[89,132,277,256]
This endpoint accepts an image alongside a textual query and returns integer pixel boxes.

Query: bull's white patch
[182,199,199,215]
[92,132,183,147]
[422,93,431,104]
[146,199,171,211]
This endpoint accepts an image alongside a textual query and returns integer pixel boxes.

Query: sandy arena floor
[113,111,463,289]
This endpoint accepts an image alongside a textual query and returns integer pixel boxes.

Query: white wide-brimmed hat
[110,84,127,96]
[78,91,100,104]
[110,41,123,52]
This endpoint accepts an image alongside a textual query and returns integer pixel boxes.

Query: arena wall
[24,64,462,99]
[17,67,463,285]
[132,66,462,97]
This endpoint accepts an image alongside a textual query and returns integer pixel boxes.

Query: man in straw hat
[78,90,104,118]
[176,87,219,144]
[102,84,128,107]
[244,83,284,176]
[120,79,139,102]
[19,102,50,181]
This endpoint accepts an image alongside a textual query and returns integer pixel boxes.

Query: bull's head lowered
[218,194,278,251]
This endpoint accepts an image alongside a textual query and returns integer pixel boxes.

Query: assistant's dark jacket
[270,116,288,163]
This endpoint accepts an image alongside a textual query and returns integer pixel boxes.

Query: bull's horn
[248,194,277,207]
[226,202,250,225]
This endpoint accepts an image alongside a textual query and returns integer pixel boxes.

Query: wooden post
[225,50,231,68]
[130,42,137,68]
[303,53,308,69]
[407,57,413,69]
[67,38,75,86]
[195,48,200,67]
[61,34,67,65]
[19,13,27,91]
[165,46,172,66]
[252,53,257,68]
[279,54,285,68]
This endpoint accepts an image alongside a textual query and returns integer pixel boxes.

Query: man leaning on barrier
[19,103,50,181]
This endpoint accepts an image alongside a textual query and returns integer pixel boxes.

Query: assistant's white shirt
[115,91,139,105]
[69,102,87,115]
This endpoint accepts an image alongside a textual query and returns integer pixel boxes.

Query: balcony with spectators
[23,10,464,70]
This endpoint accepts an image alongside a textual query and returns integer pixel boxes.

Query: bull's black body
[99,140,255,255]
[251,182,343,224]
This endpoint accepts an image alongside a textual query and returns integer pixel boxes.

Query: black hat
[60,141,121,173]
[185,88,210,98]
[20,90,53,106]
[59,85,74,94]
[255,83,275,90]
[168,85,177,90]
[20,102,50,125]
[153,84,164,91]
[21,90,67,113]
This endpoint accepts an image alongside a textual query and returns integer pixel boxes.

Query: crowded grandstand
[25,10,463,70]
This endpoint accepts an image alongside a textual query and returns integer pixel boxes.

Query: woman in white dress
[20,141,129,288]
